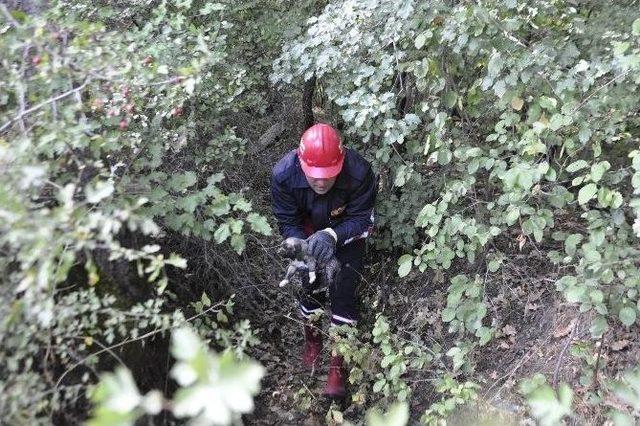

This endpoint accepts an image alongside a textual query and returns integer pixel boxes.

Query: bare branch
[0,79,90,134]
[54,301,224,390]
[0,4,20,28]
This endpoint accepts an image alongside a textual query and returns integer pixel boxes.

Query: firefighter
[271,123,377,397]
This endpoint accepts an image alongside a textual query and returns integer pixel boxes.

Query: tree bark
[302,75,316,130]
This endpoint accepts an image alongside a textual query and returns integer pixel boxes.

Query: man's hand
[306,229,337,263]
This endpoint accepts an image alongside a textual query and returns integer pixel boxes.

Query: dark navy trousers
[299,239,366,326]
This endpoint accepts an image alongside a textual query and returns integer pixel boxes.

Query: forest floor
[238,243,639,425]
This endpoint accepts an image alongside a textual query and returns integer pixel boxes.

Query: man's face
[305,174,337,195]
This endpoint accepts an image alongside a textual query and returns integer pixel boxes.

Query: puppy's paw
[279,279,289,287]
[309,271,316,284]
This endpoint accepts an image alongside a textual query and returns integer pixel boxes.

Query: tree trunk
[302,75,316,130]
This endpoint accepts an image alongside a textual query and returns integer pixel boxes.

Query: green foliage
[273,0,640,419]
[3,0,640,422]
[366,402,409,426]
[441,274,493,349]
[609,367,640,424]
[89,327,265,425]
[0,0,272,421]
[420,375,480,425]
[519,374,573,426]
[329,314,433,407]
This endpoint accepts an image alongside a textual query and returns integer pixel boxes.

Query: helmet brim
[300,157,344,179]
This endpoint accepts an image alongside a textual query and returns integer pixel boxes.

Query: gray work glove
[306,230,336,263]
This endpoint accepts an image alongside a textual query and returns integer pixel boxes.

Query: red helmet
[298,123,345,178]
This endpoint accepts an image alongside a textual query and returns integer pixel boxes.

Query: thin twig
[54,301,223,389]
[553,316,580,388]
[593,329,607,388]
[299,379,317,401]
[72,336,127,368]
[0,4,20,27]
[0,79,90,134]
[571,70,631,114]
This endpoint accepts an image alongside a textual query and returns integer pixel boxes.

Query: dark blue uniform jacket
[271,148,377,245]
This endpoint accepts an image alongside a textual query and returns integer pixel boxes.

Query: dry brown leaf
[516,234,526,251]
[499,341,511,349]
[611,339,630,351]
[502,324,517,336]
[553,318,577,338]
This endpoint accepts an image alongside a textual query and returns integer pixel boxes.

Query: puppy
[277,237,340,294]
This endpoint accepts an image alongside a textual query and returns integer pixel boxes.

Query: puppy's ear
[296,239,307,252]
[296,240,308,257]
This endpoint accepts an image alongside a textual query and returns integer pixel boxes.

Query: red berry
[119,120,128,130]
[32,55,41,65]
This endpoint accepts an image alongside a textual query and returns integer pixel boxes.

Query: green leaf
[367,402,409,426]
[230,234,246,254]
[590,161,610,183]
[619,307,637,327]
[590,315,608,337]
[566,160,589,173]
[527,383,572,426]
[487,52,503,78]
[209,196,231,216]
[233,198,252,212]
[476,326,493,346]
[398,254,413,277]
[416,204,437,227]
[166,254,187,269]
[246,213,272,235]
[488,259,501,272]
[415,32,427,49]
[444,92,458,109]
[86,180,114,203]
[633,18,640,35]
[441,307,456,322]
[564,234,583,256]
[437,148,452,165]
[539,96,557,111]
[578,183,598,205]
[177,195,200,213]
[565,285,585,303]
[373,379,386,393]
[89,367,143,426]
[214,223,231,243]
[169,172,198,192]
[505,207,520,225]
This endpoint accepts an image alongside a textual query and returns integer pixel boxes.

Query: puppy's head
[278,237,307,259]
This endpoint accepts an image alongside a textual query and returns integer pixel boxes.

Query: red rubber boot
[302,325,323,370]
[324,354,346,397]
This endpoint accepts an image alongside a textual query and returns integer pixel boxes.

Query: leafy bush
[89,327,265,426]
[0,1,271,421]
[272,0,640,420]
